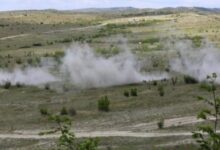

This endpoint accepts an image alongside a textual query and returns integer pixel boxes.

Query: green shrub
[3,81,11,89]
[184,75,198,84]
[98,96,110,112]
[158,85,165,97]
[40,108,49,116]
[15,58,22,64]
[16,82,23,88]
[152,80,157,86]
[33,43,42,47]
[60,107,68,115]
[123,90,129,97]
[44,84,50,90]
[60,38,72,43]
[130,88,137,96]
[78,138,99,150]
[157,119,164,129]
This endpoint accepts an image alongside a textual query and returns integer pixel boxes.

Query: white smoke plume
[60,43,168,88]
[170,40,220,82]
[0,67,58,85]
[0,42,169,88]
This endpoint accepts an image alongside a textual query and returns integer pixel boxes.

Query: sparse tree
[40,109,98,150]
[192,73,220,149]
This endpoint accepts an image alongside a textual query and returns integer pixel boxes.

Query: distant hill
[71,7,220,16]
[1,7,220,16]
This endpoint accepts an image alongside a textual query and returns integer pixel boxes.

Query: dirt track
[0,116,215,140]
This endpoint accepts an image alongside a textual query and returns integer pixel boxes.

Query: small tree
[3,81,11,89]
[158,85,165,97]
[130,88,138,96]
[171,77,178,87]
[98,96,110,112]
[123,90,130,97]
[192,73,220,149]
[40,110,98,150]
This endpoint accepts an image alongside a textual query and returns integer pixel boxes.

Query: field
[1,8,220,150]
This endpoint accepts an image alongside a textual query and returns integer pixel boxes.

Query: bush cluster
[98,96,110,112]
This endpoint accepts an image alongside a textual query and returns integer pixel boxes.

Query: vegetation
[184,75,198,84]
[157,119,164,129]
[123,90,130,97]
[130,88,138,96]
[1,8,220,150]
[3,81,11,89]
[193,73,220,149]
[158,85,165,97]
[40,108,49,116]
[98,96,110,112]
[40,109,98,150]
[60,107,68,115]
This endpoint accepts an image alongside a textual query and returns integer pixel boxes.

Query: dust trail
[0,42,169,87]
[60,43,168,88]
[170,40,220,82]
[0,67,58,85]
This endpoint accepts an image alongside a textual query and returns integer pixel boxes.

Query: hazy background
[1,0,220,11]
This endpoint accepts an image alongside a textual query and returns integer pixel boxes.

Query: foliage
[157,119,164,129]
[40,109,98,150]
[158,85,165,97]
[192,73,220,150]
[40,108,49,116]
[191,36,203,47]
[152,81,158,86]
[45,84,50,90]
[130,88,138,96]
[123,90,130,97]
[3,81,11,89]
[60,107,68,115]
[184,75,198,84]
[15,82,23,88]
[98,96,110,112]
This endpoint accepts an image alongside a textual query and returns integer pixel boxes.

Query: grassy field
[0,8,220,149]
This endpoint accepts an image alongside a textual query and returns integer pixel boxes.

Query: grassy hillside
[1,7,220,150]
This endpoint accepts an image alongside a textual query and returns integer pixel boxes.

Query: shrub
[158,85,165,97]
[193,73,220,149]
[16,82,23,88]
[98,96,110,112]
[3,81,11,89]
[157,119,164,129]
[184,75,198,84]
[152,80,157,86]
[123,90,129,97]
[44,84,50,90]
[130,88,137,96]
[33,43,42,47]
[16,58,22,64]
[40,108,49,116]
[68,107,77,116]
[60,38,72,43]
[60,107,68,115]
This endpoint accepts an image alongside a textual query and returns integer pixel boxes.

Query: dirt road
[0,116,214,140]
